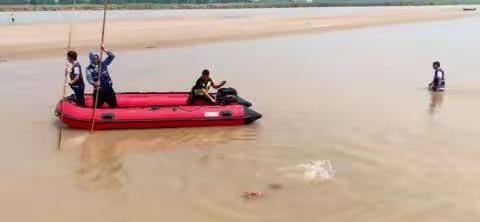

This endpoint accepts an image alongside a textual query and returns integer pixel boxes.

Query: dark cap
[202,69,210,76]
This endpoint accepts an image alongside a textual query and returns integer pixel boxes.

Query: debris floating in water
[242,191,264,200]
[298,160,335,181]
[268,183,283,190]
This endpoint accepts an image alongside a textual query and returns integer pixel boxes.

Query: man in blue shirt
[86,45,117,108]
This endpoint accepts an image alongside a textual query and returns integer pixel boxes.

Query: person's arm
[101,45,115,66]
[429,70,443,88]
[211,80,227,89]
[68,66,80,85]
[69,75,80,86]
[202,88,216,103]
[86,67,100,88]
[428,71,436,88]
[86,68,94,86]
[436,70,444,79]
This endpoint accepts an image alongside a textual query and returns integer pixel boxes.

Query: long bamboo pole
[90,0,109,133]
[57,0,77,150]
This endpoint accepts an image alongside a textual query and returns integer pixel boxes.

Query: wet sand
[0,6,477,60]
[2,6,480,222]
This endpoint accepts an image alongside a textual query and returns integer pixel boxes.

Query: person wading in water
[428,61,446,92]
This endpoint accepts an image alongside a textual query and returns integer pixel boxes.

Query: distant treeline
[2,0,480,5]
[1,0,479,11]
[4,0,254,4]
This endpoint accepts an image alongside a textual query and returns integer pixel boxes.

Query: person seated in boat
[86,45,118,108]
[189,69,227,104]
[65,50,85,106]
[428,61,446,92]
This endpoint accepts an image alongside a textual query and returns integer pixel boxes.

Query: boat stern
[243,107,262,124]
[237,96,253,107]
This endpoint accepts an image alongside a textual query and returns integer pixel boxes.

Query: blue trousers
[71,86,85,106]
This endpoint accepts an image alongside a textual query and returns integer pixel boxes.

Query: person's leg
[110,88,118,108]
[105,87,118,108]
[95,89,106,108]
[78,88,86,107]
[73,87,86,106]
[203,94,214,104]
[193,95,212,105]
[188,93,196,105]
[192,95,209,105]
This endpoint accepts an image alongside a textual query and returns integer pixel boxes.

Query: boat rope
[174,106,205,112]
[90,0,109,133]
[57,0,77,150]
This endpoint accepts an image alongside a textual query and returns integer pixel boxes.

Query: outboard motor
[216,88,238,105]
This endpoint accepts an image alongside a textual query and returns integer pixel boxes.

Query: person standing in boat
[189,69,226,104]
[86,45,118,108]
[428,61,446,92]
[66,50,86,106]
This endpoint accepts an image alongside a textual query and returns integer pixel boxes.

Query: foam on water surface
[298,160,336,181]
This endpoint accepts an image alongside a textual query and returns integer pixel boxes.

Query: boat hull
[55,92,261,130]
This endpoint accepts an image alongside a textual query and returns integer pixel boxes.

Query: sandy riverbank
[0,6,477,60]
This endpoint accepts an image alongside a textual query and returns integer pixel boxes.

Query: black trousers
[71,86,85,106]
[188,93,214,105]
[93,86,118,108]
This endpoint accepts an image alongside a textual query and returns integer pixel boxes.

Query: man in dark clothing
[66,50,85,106]
[189,69,226,104]
[86,45,117,108]
[428,61,446,92]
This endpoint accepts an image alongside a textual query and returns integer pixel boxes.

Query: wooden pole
[90,0,109,133]
[57,0,77,150]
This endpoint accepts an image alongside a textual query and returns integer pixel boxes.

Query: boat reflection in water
[59,126,260,191]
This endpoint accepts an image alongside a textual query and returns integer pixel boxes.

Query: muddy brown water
[1,14,480,222]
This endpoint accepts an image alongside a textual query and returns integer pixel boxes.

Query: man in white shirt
[66,51,85,106]
[428,61,445,92]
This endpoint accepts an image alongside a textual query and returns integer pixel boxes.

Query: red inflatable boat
[55,92,262,130]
